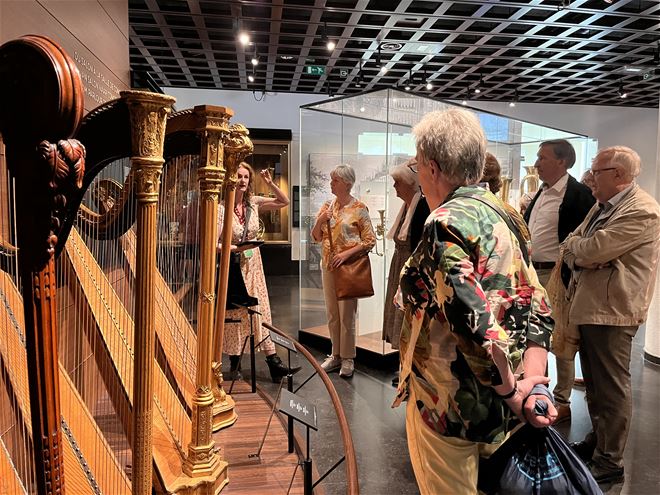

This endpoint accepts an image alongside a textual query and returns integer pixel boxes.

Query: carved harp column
[122,90,175,495]
[212,124,253,416]
[179,106,232,490]
[0,35,85,495]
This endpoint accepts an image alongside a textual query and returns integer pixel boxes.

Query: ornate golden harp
[0,35,248,494]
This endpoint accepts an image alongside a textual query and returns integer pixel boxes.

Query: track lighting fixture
[235,18,250,46]
[424,69,432,90]
[377,46,388,74]
[404,71,411,91]
[321,22,336,51]
[248,72,255,83]
[474,73,484,94]
[355,62,364,88]
[509,89,519,107]
[461,85,471,106]
[251,46,259,66]
[618,81,627,99]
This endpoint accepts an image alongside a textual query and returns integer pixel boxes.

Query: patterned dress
[218,197,275,355]
[394,186,553,444]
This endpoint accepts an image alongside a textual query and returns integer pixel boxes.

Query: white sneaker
[339,358,354,378]
[321,355,342,373]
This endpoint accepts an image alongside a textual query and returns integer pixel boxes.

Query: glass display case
[243,140,291,243]
[299,88,597,356]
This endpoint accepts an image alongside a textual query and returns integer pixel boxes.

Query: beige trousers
[536,267,574,406]
[405,377,501,495]
[321,267,357,359]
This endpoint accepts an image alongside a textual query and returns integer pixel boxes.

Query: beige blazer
[562,184,660,327]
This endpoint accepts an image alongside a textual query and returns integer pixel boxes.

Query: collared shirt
[583,183,635,235]
[394,186,553,444]
[528,173,569,263]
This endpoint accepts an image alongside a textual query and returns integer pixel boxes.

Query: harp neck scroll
[0,34,86,495]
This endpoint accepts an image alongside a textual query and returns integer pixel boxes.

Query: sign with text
[305,65,325,76]
[279,390,318,430]
[269,331,297,353]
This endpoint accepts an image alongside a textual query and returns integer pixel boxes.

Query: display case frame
[299,88,597,357]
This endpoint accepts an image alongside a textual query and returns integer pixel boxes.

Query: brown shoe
[554,404,571,425]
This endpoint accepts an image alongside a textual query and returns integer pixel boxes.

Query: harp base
[170,458,229,495]
[212,392,238,431]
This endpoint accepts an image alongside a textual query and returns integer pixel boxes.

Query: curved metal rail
[263,322,359,495]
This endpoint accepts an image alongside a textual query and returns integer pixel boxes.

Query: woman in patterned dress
[218,162,295,382]
[311,164,376,378]
[383,160,430,386]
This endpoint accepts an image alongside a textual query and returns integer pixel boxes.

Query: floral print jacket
[394,186,553,444]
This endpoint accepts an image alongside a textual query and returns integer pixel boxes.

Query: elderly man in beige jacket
[561,145,660,485]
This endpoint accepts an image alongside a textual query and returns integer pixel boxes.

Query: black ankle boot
[228,355,242,381]
[265,354,301,383]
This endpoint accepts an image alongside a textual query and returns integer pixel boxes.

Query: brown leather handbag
[327,221,374,300]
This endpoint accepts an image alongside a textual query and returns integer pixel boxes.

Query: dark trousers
[579,324,638,470]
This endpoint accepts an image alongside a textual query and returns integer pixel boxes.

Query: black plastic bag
[479,414,602,494]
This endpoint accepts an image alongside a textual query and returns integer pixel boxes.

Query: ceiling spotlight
[238,32,250,46]
[355,61,364,88]
[248,73,255,83]
[404,71,411,91]
[359,106,365,112]
[509,89,519,107]
[426,81,433,90]
[321,23,336,51]
[618,81,628,99]
[251,46,259,66]
[474,73,484,94]
[462,85,471,105]
[376,45,388,73]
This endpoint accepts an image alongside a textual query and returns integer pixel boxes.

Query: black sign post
[266,325,300,453]
[279,389,318,495]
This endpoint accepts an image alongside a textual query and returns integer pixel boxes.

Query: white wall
[464,100,659,197]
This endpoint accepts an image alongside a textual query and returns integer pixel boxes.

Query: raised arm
[254,169,289,211]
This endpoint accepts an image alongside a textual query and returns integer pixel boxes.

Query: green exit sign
[306,65,325,75]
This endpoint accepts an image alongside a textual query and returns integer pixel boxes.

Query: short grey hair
[331,164,356,188]
[390,159,418,188]
[595,145,641,181]
[540,139,576,169]
[412,108,487,186]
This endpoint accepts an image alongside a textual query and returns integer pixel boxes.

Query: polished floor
[237,274,660,495]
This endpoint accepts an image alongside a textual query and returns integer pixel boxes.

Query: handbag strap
[239,200,252,242]
[452,193,530,266]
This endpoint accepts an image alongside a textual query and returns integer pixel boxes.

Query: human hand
[260,169,273,185]
[504,375,554,426]
[317,207,332,224]
[331,251,351,268]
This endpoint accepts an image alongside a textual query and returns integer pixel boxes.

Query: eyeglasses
[407,162,418,173]
[589,167,618,177]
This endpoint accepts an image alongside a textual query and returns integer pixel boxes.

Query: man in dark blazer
[523,139,595,423]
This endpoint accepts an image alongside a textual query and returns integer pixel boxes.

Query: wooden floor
[216,380,319,495]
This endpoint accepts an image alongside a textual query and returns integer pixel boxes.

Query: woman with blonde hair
[218,162,296,382]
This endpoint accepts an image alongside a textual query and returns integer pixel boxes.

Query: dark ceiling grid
[128,0,660,107]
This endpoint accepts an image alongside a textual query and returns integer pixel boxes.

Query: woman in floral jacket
[394,108,556,495]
